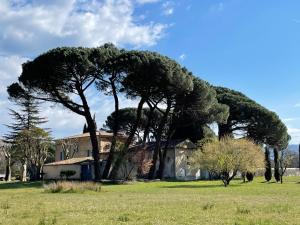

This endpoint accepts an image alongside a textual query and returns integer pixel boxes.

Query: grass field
[0,177,300,225]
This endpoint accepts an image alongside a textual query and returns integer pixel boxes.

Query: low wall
[255,168,300,177]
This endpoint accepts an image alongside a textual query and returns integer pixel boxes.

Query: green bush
[60,170,76,180]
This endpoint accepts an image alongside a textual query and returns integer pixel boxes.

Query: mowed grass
[0,177,300,225]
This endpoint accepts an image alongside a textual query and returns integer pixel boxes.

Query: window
[103,144,111,152]
[87,150,91,157]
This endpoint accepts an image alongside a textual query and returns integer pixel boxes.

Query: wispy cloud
[136,0,160,4]
[292,19,300,24]
[210,2,224,13]
[179,53,187,61]
[162,1,174,16]
[294,103,300,107]
[283,117,300,122]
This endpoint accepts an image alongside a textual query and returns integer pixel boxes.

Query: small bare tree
[60,138,80,160]
[278,149,295,184]
[0,141,13,181]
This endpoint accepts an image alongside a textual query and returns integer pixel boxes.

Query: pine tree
[264,147,272,182]
[5,91,49,181]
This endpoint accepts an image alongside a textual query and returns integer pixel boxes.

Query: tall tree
[156,77,229,179]
[264,146,272,182]
[7,47,106,181]
[214,86,289,149]
[5,89,48,181]
[273,148,280,182]
[91,44,125,178]
[109,51,193,179]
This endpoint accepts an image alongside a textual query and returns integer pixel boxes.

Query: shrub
[246,172,254,182]
[60,170,76,180]
[191,136,264,187]
[44,181,101,193]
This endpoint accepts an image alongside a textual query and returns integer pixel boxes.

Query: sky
[0,0,300,144]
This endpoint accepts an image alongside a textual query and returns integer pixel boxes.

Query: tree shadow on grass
[261,181,277,184]
[0,181,43,190]
[161,183,243,189]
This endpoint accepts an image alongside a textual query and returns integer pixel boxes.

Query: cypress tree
[264,147,272,182]
[273,147,280,182]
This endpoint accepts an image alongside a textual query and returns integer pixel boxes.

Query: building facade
[43,132,203,181]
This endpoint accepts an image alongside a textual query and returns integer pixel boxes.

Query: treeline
[6,44,289,181]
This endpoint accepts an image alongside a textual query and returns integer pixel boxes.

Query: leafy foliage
[214,86,289,149]
[191,137,264,187]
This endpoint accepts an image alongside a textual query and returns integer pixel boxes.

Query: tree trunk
[4,156,11,182]
[109,98,146,179]
[102,78,119,179]
[78,88,101,181]
[221,171,237,187]
[21,161,27,182]
[148,102,171,179]
[157,129,175,179]
[142,105,154,144]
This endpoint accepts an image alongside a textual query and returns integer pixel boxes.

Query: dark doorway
[81,164,92,181]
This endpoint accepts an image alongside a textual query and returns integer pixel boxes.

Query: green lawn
[0,177,300,225]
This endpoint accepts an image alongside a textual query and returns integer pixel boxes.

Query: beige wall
[55,136,115,161]
[43,165,81,180]
[175,148,200,181]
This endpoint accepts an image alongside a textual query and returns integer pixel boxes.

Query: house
[43,131,203,181]
[43,131,126,180]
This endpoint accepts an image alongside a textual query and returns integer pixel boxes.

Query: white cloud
[0,55,28,93]
[294,103,300,107]
[283,117,300,122]
[0,0,167,55]
[287,127,300,144]
[162,1,174,16]
[0,0,169,139]
[136,0,160,4]
[179,53,187,61]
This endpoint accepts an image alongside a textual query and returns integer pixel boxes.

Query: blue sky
[0,0,300,143]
